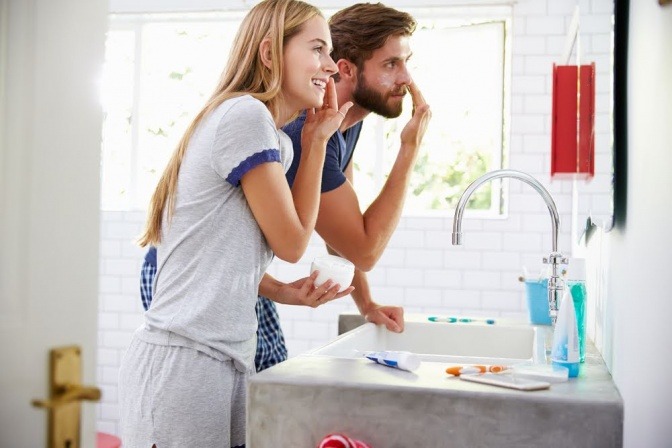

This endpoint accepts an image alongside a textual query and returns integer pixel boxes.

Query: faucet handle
[543,253,568,265]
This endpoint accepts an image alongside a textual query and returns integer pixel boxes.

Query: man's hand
[399,81,431,149]
[363,303,405,333]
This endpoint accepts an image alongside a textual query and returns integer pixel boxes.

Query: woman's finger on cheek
[326,77,337,109]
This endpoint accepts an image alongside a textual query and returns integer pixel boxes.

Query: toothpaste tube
[364,350,421,372]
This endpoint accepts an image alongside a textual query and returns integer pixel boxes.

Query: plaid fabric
[139,248,287,372]
[254,296,288,372]
[140,247,157,311]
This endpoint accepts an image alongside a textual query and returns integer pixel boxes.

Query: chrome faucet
[451,169,567,325]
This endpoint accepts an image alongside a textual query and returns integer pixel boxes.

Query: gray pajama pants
[119,331,248,448]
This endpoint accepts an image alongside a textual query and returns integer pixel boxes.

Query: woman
[118,1,353,446]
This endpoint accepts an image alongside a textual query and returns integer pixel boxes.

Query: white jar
[310,255,355,293]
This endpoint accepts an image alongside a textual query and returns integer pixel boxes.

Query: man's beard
[352,72,405,119]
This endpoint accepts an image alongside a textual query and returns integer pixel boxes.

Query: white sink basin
[309,319,543,365]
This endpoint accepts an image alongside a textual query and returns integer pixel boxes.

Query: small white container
[310,255,355,293]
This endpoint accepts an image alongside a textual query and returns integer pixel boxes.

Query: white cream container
[310,255,355,293]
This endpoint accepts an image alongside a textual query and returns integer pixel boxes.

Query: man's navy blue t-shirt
[282,113,363,191]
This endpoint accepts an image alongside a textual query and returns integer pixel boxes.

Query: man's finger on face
[407,86,421,117]
[418,103,430,115]
[408,82,426,106]
[410,104,429,122]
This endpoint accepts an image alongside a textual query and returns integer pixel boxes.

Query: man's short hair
[329,3,416,81]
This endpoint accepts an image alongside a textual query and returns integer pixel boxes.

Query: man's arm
[325,151,407,333]
[326,244,404,332]
[315,82,430,271]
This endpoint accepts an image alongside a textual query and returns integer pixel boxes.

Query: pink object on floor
[97,432,122,448]
[318,433,371,448]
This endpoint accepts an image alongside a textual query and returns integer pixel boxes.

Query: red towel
[318,433,371,448]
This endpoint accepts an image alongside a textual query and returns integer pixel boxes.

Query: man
[141,3,430,372]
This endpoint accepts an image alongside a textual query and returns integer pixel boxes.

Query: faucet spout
[451,169,566,324]
[452,169,560,252]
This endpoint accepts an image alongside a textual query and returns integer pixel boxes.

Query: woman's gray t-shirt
[143,95,293,372]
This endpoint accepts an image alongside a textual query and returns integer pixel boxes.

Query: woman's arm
[241,79,352,262]
[259,272,354,307]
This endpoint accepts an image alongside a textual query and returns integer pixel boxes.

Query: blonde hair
[138,0,322,247]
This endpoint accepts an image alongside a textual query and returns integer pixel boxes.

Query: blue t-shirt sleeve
[283,115,347,193]
[282,117,303,188]
[320,136,348,193]
[343,121,363,171]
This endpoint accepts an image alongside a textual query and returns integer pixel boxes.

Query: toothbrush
[428,316,496,325]
[428,316,458,323]
[446,365,510,376]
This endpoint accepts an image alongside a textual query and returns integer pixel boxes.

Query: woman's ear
[259,38,273,69]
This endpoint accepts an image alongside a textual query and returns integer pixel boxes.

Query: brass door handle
[33,346,101,448]
[32,384,101,409]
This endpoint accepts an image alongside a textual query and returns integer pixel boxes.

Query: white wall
[606,2,672,447]
[95,0,615,436]
[0,0,106,446]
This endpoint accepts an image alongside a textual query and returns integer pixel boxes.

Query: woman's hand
[302,77,353,147]
[272,271,354,308]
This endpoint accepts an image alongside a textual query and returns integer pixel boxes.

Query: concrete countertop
[247,317,623,447]
[250,348,620,406]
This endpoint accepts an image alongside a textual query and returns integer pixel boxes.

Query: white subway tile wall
[95,0,614,434]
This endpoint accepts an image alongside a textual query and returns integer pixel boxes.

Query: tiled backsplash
[96,209,572,434]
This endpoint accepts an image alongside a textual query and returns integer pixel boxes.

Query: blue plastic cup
[524,279,553,325]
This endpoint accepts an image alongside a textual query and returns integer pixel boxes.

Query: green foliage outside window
[410,149,492,210]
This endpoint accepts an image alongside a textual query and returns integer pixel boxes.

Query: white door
[0,1,107,446]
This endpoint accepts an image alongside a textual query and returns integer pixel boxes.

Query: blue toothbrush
[428,316,496,325]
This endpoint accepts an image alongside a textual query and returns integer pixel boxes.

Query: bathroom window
[353,13,509,215]
[100,4,509,215]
